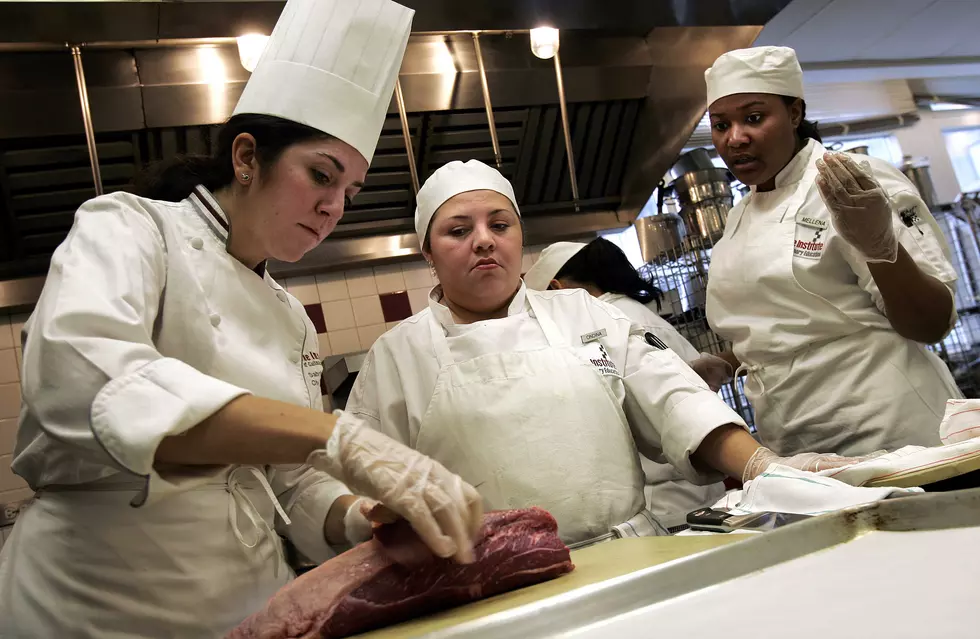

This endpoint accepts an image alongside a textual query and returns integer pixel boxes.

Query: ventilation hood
[0,0,789,308]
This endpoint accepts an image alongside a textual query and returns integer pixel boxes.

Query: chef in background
[704,46,962,459]
[524,238,729,530]
[337,159,868,549]
[0,2,482,637]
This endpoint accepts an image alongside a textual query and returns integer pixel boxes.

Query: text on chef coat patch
[303,350,323,395]
[580,328,608,344]
[580,341,621,377]
[793,213,828,260]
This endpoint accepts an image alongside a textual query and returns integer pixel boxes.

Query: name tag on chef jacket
[578,340,621,377]
[793,213,829,260]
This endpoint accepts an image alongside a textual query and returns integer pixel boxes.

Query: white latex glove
[342,498,375,546]
[742,446,875,484]
[309,412,483,563]
[815,152,898,263]
[688,353,734,392]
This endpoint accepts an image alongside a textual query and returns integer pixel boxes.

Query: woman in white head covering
[703,46,961,458]
[342,158,869,546]
[0,2,482,636]
[524,238,729,530]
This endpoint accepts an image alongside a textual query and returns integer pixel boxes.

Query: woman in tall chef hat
[337,158,868,549]
[703,46,962,460]
[524,237,730,531]
[0,1,483,636]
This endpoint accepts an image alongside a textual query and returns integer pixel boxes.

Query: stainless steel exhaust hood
[0,1,789,305]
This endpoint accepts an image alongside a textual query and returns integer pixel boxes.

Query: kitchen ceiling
[0,0,788,298]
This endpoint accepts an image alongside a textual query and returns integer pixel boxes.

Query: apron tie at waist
[226,466,291,578]
[736,362,764,396]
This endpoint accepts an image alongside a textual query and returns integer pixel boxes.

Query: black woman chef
[704,46,963,459]
[0,1,481,637]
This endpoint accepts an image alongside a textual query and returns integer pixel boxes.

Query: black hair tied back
[131,114,332,202]
[555,237,664,309]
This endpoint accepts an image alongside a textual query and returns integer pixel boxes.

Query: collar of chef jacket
[427,281,529,328]
[190,184,268,278]
[749,138,820,194]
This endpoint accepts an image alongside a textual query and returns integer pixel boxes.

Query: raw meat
[227,507,574,639]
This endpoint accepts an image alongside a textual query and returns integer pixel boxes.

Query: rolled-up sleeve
[20,195,248,501]
[621,329,746,484]
[271,465,352,563]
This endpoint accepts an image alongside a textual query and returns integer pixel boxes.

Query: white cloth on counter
[817,437,980,487]
[940,398,980,444]
[711,464,922,517]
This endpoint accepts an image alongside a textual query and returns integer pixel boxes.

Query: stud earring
[241,173,251,182]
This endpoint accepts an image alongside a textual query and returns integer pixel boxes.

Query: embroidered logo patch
[581,341,620,377]
[794,214,827,260]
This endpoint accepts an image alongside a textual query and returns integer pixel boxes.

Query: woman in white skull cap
[703,46,962,459]
[0,1,483,637]
[341,158,868,548]
[524,237,729,531]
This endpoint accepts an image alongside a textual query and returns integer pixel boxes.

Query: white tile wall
[402,263,433,290]
[317,332,332,358]
[0,418,16,457]
[351,295,384,327]
[283,276,320,305]
[357,324,387,351]
[328,328,361,355]
[0,384,20,421]
[0,453,27,494]
[0,349,18,385]
[321,300,356,332]
[407,288,431,315]
[345,268,378,298]
[315,273,349,302]
[0,317,12,351]
[373,265,406,294]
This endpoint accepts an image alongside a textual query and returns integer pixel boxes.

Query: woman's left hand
[343,497,400,545]
[815,152,899,263]
[689,353,734,392]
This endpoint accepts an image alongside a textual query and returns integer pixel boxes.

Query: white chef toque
[233,0,414,164]
[414,160,520,248]
[704,46,804,109]
[523,242,587,291]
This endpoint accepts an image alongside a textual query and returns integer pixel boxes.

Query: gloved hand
[309,412,484,563]
[742,446,874,484]
[688,353,734,392]
[815,152,899,263]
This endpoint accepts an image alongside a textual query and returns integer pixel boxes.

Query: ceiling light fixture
[237,33,270,72]
[529,27,560,60]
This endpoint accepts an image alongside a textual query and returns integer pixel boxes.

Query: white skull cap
[523,242,587,291]
[705,46,804,108]
[414,160,520,247]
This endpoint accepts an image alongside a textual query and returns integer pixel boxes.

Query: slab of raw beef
[227,507,574,639]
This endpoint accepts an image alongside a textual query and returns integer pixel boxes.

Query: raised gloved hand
[689,353,734,392]
[815,152,898,263]
[309,412,484,563]
[742,446,874,484]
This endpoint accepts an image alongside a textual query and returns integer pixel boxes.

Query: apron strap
[227,466,291,578]
[525,291,567,348]
[427,312,455,369]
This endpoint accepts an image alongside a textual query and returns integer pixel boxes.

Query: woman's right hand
[309,412,484,564]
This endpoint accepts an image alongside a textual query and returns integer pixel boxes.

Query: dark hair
[132,114,332,202]
[781,96,822,144]
[555,237,663,308]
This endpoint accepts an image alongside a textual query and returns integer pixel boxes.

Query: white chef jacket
[706,139,961,456]
[346,284,746,486]
[10,187,350,562]
[597,292,726,528]
[597,293,700,361]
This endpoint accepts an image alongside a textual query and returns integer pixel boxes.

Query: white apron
[707,151,958,456]
[0,468,291,638]
[416,293,648,544]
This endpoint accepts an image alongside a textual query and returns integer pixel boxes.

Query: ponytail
[555,237,664,309]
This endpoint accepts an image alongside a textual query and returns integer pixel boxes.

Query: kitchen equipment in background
[845,145,869,155]
[666,147,715,183]
[634,215,683,263]
[667,149,734,244]
[899,155,940,209]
